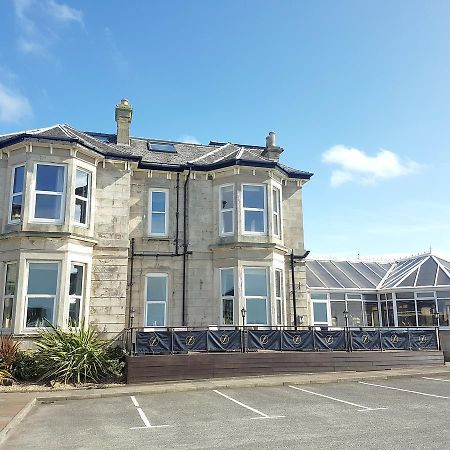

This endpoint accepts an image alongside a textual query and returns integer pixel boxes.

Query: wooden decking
[126,350,444,384]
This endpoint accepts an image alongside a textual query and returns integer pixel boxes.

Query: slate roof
[0,125,313,179]
[306,254,450,290]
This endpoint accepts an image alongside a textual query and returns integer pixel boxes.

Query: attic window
[148,142,176,153]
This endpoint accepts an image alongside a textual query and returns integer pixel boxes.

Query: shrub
[0,334,20,371]
[11,351,40,382]
[35,322,124,384]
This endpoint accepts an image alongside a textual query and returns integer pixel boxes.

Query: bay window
[242,184,266,234]
[74,169,90,226]
[9,165,25,223]
[25,262,59,328]
[68,264,84,326]
[219,185,234,235]
[32,164,66,222]
[244,267,268,325]
[220,268,234,325]
[272,187,281,237]
[148,189,168,236]
[275,269,284,325]
[1,263,17,329]
[145,273,168,327]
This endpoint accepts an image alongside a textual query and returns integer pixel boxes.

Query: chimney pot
[262,131,283,162]
[115,99,133,145]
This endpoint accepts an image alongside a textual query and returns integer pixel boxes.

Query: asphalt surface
[4,376,450,449]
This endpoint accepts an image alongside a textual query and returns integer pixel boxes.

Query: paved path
[1,364,450,446]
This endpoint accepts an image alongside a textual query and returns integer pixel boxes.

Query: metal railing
[124,326,440,355]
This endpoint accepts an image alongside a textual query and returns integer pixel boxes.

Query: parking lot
[4,376,450,449]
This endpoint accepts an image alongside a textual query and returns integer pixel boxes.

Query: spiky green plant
[35,322,123,384]
[0,367,13,385]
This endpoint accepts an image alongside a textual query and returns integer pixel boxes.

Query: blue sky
[1,0,449,259]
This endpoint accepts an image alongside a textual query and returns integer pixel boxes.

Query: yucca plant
[0,367,13,385]
[35,322,122,384]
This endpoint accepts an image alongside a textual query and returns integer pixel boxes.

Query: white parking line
[213,390,284,420]
[288,385,386,412]
[359,381,450,399]
[422,377,450,382]
[129,396,171,430]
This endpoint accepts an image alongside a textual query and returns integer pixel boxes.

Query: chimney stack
[262,131,283,162]
[115,99,133,145]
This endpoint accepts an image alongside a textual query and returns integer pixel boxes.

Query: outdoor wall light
[297,315,304,325]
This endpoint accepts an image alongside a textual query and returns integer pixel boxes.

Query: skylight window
[94,135,110,143]
[148,142,176,153]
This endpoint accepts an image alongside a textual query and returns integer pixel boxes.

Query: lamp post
[434,309,440,328]
[241,307,246,328]
[343,309,350,352]
[240,307,247,353]
[129,306,136,329]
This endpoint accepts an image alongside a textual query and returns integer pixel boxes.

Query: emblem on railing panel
[220,334,230,345]
[185,335,195,346]
[148,335,159,347]
[260,335,269,345]
[293,335,302,345]
[362,334,370,344]
[390,334,399,344]
[418,335,428,344]
[325,335,333,344]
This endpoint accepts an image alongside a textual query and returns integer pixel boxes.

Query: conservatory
[306,254,450,328]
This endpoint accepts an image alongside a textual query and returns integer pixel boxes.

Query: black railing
[124,326,440,355]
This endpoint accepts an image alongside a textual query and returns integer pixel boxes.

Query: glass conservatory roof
[306,254,450,290]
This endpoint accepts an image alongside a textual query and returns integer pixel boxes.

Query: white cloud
[0,82,32,123]
[322,145,421,187]
[13,0,83,56]
[104,27,129,75]
[179,135,201,145]
[47,0,83,24]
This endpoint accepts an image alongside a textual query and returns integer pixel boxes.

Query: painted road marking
[359,381,450,399]
[129,396,171,430]
[422,377,450,382]
[288,385,387,412]
[213,390,284,420]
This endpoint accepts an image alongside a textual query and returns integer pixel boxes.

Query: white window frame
[8,164,25,225]
[219,184,235,236]
[1,262,17,330]
[68,263,85,327]
[219,268,235,325]
[30,163,67,224]
[243,267,269,325]
[24,261,60,330]
[148,189,169,237]
[311,299,330,326]
[274,269,285,326]
[144,273,168,327]
[74,168,91,227]
[272,187,281,238]
[242,184,267,235]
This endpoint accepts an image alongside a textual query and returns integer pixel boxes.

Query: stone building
[0,100,313,341]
